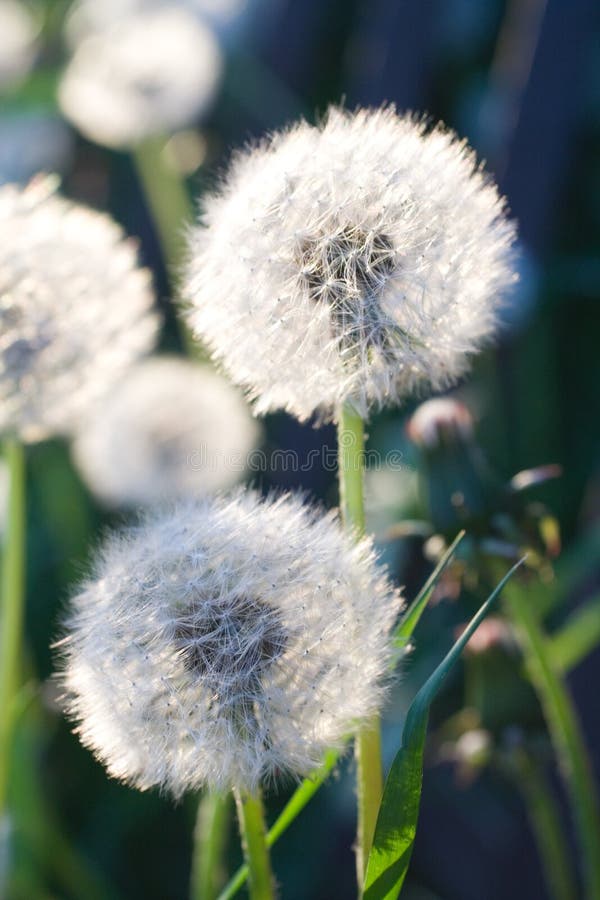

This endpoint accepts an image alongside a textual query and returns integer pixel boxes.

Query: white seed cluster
[59,492,401,794]
[73,356,261,507]
[0,177,158,441]
[58,6,223,148]
[185,106,517,422]
[0,0,38,89]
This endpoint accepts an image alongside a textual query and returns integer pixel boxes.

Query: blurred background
[1,0,599,898]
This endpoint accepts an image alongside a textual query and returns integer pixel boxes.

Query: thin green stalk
[0,438,26,819]
[132,136,197,353]
[504,581,600,900]
[232,789,274,900]
[500,748,576,900]
[133,135,194,273]
[337,403,383,886]
[190,792,231,900]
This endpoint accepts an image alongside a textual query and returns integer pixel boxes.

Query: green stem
[502,748,576,900]
[233,789,274,900]
[337,404,383,886]
[504,581,600,900]
[132,136,197,353]
[190,792,231,900]
[0,438,26,819]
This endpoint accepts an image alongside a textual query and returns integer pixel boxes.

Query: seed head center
[173,595,287,700]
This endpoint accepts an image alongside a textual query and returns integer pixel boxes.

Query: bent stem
[504,580,600,900]
[0,438,26,820]
[190,791,231,900]
[337,404,382,886]
[233,788,274,900]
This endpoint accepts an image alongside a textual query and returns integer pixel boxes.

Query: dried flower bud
[407,397,474,449]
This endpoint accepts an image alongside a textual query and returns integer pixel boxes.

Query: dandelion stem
[500,747,577,900]
[0,438,26,819]
[190,791,231,900]
[233,788,274,900]
[132,135,196,353]
[337,403,383,887]
[504,580,600,900]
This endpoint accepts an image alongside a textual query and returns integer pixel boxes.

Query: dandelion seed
[0,177,159,441]
[73,356,261,507]
[58,491,401,795]
[58,6,223,149]
[185,106,517,422]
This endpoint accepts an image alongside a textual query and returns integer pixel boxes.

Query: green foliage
[363,560,525,900]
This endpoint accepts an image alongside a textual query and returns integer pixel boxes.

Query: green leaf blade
[364,558,525,900]
[393,530,465,649]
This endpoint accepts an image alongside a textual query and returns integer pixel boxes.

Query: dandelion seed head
[73,356,261,507]
[0,0,38,90]
[0,177,159,441]
[59,491,401,794]
[185,106,517,421]
[58,7,223,148]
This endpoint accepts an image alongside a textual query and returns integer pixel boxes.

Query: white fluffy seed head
[58,6,223,148]
[58,491,402,795]
[0,177,159,442]
[0,0,38,89]
[185,106,517,422]
[72,356,262,507]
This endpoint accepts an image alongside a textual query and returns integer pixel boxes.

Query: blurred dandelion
[58,6,223,149]
[0,0,38,91]
[58,491,401,795]
[65,0,249,47]
[185,106,517,422]
[0,177,159,442]
[73,356,261,507]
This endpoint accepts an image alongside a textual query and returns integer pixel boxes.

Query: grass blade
[546,594,600,674]
[363,558,525,900]
[393,530,465,649]
[504,579,600,900]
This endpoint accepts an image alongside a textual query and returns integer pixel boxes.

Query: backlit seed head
[58,491,401,794]
[0,177,159,441]
[185,106,517,422]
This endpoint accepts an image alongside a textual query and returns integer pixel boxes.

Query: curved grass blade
[217,535,468,900]
[363,558,526,900]
[393,530,465,650]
